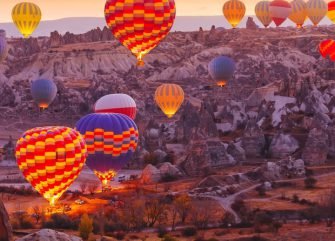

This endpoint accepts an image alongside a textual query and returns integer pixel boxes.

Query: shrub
[79,214,93,241]
[113,231,126,240]
[43,214,78,230]
[157,226,168,238]
[304,177,317,189]
[161,235,177,241]
[161,174,178,182]
[182,227,197,237]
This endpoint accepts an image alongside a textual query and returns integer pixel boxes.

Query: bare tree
[32,206,42,224]
[173,194,192,223]
[191,204,216,229]
[144,198,167,227]
[88,183,99,195]
[80,183,87,194]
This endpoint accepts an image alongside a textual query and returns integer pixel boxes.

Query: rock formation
[246,17,258,30]
[140,164,161,184]
[242,119,265,158]
[302,128,329,166]
[17,229,82,241]
[0,200,13,241]
[269,133,299,158]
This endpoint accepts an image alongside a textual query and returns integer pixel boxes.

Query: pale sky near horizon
[1,0,334,22]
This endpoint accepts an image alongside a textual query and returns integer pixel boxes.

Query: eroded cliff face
[1,26,335,174]
[0,200,13,241]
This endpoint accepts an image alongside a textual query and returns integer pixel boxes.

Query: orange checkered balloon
[16,126,87,206]
[104,0,176,66]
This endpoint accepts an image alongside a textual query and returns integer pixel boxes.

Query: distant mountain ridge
[0,16,332,37]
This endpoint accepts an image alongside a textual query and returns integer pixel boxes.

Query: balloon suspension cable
[137,53,145,67]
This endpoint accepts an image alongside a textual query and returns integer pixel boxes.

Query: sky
[0,0,275,22]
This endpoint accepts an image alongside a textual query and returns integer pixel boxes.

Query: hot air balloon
[0,30,7,62]
[16,126,87,206]
[319,39,335,60]
[269,0,292,27]
[327,1,335,23]
[208,56,236,87]
[75,113,139,189]
[31,79,57,109]
[306,0,327,26]
[223,0,246,28]
[94,94,137,120]
[255,1,273,28]
[12,2,42,38]
[155,84,184,118]
[104,0,176,66]
[289,0,308,28]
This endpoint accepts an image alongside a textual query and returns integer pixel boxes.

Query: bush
[161,235,177,241]
[157,226,168,238]
[304,177,317,189]
[79,214,93,241]
[113,231,126,240]
[182,227,197,237]
[43,214,78,230]
[161,173,178,182]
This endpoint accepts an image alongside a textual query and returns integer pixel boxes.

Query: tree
[88,183,99,195]
[173,194,192,224]
[79,183,87,194]
[32,206,42,224]
[144,199,167,227]
[190,205,212,229]
[304,177,317,189]
[79,213,93,241]
[255,184,266,197]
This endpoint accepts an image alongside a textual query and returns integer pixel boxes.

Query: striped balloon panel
[319,39,335,61]
[104,0,176,62]
[223,0,246,28]
[0,30,7,62]
[154,84,184,118]
[15,127,87,204]
[327,1,335,23]
[12,2,41,38]
[94,170,117,183]
[289,0,307,27]
[269,0,292,26]
[306,0,327,25]
[31,79,57,109]
[255,1,272,27]
[94,94,137,119]
[75,113,139,174]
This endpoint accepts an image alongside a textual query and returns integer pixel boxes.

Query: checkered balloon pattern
[15,126,87,205]
[104,0,176,65]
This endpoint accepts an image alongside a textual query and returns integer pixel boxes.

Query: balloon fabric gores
[31,79,57,109]
[155,84,184,118]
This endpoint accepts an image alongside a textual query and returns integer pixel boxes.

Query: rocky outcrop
[302,128,329,166]
[269,133,299,158]
[159,162,183,177]
[0,200,13,241]
[246,17,258,30]
[17,229,82,241]
[227,141,246,162]
[328,126,335,158]
[140,164,161,184]
[242,119,265,158]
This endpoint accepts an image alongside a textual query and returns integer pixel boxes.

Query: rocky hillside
[1,22,335,175]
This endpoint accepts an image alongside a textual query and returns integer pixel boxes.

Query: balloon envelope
[255,1,273,27]
[104,0,176,66]
[269,0,292,27]
[208,56,236,87]
[289,0,308,28]
[94,94,137,120]
[12,2,42,38]
[328,1,335,23]
[319,39,335,60]
[16,126,87,206]
[75,113,139,188]
[155,84,184,118]
[31,79,57,109]
[306,0,327,26]
[223,0,246,28]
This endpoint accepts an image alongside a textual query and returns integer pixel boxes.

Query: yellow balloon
[327,1,335,24]
[155,84,184,118]
[306,0,327,26]
[289,0,308,28]
[255,1,272,28]
[223,0,246,28]
[12,2,42,38]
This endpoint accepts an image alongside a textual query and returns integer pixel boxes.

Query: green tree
[79,213,93,241]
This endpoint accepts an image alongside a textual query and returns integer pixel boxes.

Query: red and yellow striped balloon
[104,0,176,66]
[319,39,335,61]
[16,126,87,206]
